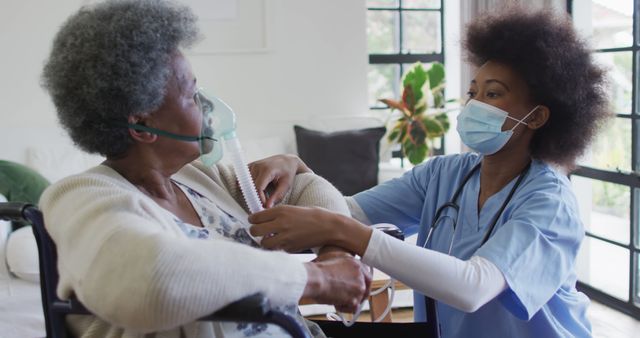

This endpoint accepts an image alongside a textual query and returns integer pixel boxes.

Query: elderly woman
[39,1,370,337]
[248,7,610,338]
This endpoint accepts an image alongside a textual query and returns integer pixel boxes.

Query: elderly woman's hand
[302,255,372,313]
[248,154,312,208]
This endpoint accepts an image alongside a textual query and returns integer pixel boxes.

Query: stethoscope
[423,161,532,254]
[422,161,531,334]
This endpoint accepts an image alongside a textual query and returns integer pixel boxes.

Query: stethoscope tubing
[421,160,531,329]
[424,161,531,252]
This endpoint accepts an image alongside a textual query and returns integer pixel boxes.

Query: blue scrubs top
[353,153,591,338]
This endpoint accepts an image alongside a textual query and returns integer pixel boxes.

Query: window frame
[569,0,640,320]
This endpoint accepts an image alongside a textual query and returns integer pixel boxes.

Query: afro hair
[464,7,611,168]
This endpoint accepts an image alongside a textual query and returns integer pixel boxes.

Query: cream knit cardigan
[39,161,349,337]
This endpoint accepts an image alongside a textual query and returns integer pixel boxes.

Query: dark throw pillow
[294,125,386,196]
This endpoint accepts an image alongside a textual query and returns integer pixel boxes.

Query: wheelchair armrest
[0,202,35,222]
[198,293,271,322]
[55,293,271,322]
[52,297,91,315]
[199,293,311,338]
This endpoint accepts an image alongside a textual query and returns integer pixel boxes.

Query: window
[570,0,640,319]
[366,0,445,159]
[366,0,444,109]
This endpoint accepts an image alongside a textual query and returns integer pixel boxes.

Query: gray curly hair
[42,0,199,157]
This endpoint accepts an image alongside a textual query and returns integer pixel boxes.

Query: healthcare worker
[247,7,611,338]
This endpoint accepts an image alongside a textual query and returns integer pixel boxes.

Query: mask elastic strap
[127,123,216,142]
[507,105,540,131]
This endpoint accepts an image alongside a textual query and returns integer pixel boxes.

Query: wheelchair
[0,202,440,338]
[0,202,311,338]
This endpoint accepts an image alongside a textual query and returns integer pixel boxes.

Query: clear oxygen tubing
[224,136,264,214]
[326,266,396,326]
[206,94,264,216]
[206,93,265,242]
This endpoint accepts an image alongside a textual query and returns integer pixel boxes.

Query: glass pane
[590,0,633,49]
[579,117,631,171]
[636,252,640,305]
[369,64,400,107]
[595,52,632,115]
[367,10,399,54]
[402,11,441,54]
[636,189,640,249]
[633,188,640,250]
[402,0,441,9]
[572,176,630,244]
[576,236,629,301]
[637,52,640,117]
[367,0,398,8]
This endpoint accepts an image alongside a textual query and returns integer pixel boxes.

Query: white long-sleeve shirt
[362,229,507,313]
[348,198,507,313]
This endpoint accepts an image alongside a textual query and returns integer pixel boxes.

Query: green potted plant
[380,62,451,165]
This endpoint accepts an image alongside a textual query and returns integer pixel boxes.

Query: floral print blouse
[171,181,321,338]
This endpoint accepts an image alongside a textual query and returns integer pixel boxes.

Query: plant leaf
[387,128,400,143]
[415,104,427,115]
[422,116,445,137]
[403,141,429,165]
[403,63,427,107]
[428,63,446,108]
[433,92,444,109]
[402,138,416,155]
[408,119,427,145]
[379,98,405,111]
[427,62,445,90]
[402,86,417,115]
[431,81,446,108]
[434,113,450,131]
[387,119,406,142]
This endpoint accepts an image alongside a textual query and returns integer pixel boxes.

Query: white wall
[188,0,370,141]
[444,0,461,155]
[0,0,85,164]
[0,0,369,169]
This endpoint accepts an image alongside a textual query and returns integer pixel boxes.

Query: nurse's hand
[249,205,373,256]
[302,255,372,313]
[250,205,339,252]
[248,154,312,208]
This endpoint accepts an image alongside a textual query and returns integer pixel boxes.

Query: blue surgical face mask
[456,99,539,155]
[126,89,235,166]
